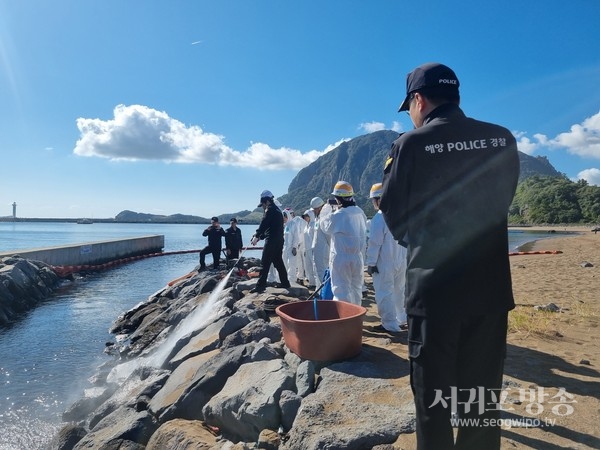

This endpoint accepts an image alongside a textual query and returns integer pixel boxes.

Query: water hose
[305,274,331,320]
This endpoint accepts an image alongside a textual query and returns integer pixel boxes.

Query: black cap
[230,217,237,223]
[211,216,219,222]
[398,63,460,112]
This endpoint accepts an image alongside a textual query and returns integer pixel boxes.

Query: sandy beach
[361,226,600,449]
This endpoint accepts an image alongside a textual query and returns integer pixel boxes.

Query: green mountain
[278,130,562,217]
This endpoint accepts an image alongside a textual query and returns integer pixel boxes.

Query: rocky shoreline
[0,255,61,326]
[48,259,416,450]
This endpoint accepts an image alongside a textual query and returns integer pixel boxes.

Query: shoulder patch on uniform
[384,156,394,172]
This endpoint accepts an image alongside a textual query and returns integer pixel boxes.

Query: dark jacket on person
[380,103,520,317]
[202,225,225,250]
[225,226,243,252]
[255,203,284,246]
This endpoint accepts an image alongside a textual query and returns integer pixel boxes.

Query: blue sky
[1,1,599,219]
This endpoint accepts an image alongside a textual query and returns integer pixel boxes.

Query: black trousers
[227,248,241,259]
[199,246,221,268]
[256,240,288,288]
[407,312,508,450]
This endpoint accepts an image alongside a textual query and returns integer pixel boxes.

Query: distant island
[0,209,264,225]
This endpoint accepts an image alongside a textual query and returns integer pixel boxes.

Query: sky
[1,1,599,219]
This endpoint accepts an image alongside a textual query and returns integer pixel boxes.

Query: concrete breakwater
[0,237,164,326]
[0,235,165,267]
[49,260,416,450]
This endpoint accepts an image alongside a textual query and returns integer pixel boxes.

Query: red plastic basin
[275,300,366,361]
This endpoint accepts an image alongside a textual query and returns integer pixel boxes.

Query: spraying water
[108,253,248,382]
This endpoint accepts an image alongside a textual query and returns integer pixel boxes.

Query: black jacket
[380,103,520,317]
[202,225,225,250]
[255,203,284,245]
[225,226,243,251]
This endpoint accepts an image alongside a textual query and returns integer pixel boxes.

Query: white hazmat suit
[283,211,303,281]
[321,203,367,305]
[365,210,407,331]
[302,210,318,287]
[311,206,331,283]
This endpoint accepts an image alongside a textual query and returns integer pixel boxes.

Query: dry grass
[508,306,563,340]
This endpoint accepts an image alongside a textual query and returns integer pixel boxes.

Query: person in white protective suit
[365,183,408,332]
[301,210,318,289]
[310,196,331,284]
[320,181,367,305]
[282,208,304,282]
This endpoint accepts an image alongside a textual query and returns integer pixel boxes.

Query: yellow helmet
[369,183,383,198]
[331,181,354,197]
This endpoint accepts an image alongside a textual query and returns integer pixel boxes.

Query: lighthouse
[12,202,16,219]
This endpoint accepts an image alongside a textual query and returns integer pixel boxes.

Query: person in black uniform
[380,63,520,450]
[250,190,290,293]
[199,216,226,270]
[225,217,244,260]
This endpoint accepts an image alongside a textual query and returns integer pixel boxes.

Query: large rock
[282,360,416,449]
[220,318,282,350]
[0,256,60,326]
[88,366,170,429]
[166,315,231,370]
[202,359,296,442]
[47,423,87,450]
[149,343,252,422]
[146,419,217,450]
[73,405,157,449]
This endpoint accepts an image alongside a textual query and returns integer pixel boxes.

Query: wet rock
[0,256,60,326]
[88,367,170,429]
[73,406,157,449]
[149,343,262,422]
[218,311,252,340]
[47,423,87,450]
[63,385,117,423]
[580,261,594,267]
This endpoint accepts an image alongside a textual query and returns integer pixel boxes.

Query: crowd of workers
[198,180,408,333]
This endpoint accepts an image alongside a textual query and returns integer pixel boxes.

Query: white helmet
[369,183,383,198]
[310,197,325,209]
[258,190,274,207]
[331,181,354,198]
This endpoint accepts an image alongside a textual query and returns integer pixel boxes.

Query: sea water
[0,222,563,449]
[0,222,259,449]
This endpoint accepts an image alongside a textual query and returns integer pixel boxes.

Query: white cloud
[515,111,600,159]
[577,168,600,186]
[359,121,386,133]
[74,104,334,170]
[514,132,541,155]
[391,121,404,133]
[359,121,405,134]
[546,112,600,159]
